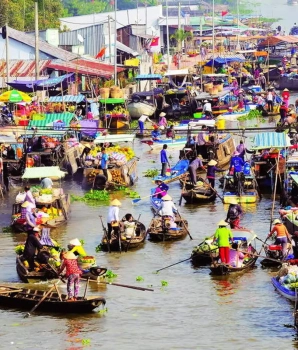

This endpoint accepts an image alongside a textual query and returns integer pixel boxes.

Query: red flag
[221,11,228,16]
[96,47,106,59]
[150,37,159,46]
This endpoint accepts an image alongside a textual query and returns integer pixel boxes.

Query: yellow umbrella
[0,89,31,103]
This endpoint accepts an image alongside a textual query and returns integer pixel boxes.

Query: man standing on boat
[213,220,233,264]
[160,145,170,177]
[196,125,209,159]
[226,199,243,229]
[188,155,206,185]
[138,114,153,135]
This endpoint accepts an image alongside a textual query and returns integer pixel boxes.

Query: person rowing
[153,177,169,199]
[226,199,243,229]
[158,194,177,229]
[267,219,292,258]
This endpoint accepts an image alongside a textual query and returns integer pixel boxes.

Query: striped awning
[48,95,85,103]
[252,132,291,149]
[29,112,74,128]
[135,74,162,80]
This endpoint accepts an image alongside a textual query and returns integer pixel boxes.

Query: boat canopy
[252,132,291,149]
[48,95,85,103]
[22,166,66,179]
[0,134,18,144]
[205,54,245,66]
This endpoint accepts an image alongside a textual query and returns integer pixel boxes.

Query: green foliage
[124,188,140,198]
[0,0,63,31]
[62,0,112,16]
[136,276,144,282]
[2,226,12,233]
[98,307,108,315]
[237,109,263,121]
[82,338,91,346]
[95,245,102,253]
[79,239,85,246]
[161,280,168,287]
[143,169,159,178]
[71,190,110,202]
[105,270,118,279]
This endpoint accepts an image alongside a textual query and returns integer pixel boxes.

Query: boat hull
[127,101,156,119]
[223,192,258,204]
[271,277,296,301]
[147,216,188,242]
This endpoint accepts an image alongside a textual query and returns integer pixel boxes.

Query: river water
[1,110,298,350]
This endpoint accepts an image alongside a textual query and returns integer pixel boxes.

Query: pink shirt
[229,249,244,267]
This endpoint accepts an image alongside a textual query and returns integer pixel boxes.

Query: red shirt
[60,258,82,277]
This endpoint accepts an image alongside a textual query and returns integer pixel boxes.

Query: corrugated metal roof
[258,35,298,47]
[48,95,85,103]
[116,41,139,56]
[253,132,291,149]
[74,59,124,74]
[59,25,105,57]
[0,59,50,78]
[0,26,79,61]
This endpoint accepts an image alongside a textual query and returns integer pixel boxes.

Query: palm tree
[170,29,193,52]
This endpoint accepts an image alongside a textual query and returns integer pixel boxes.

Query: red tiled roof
[45,60,113,78]
[0,59,50,78]
[74,59,125,74]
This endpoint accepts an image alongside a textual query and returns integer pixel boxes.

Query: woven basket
[100,88,110,99]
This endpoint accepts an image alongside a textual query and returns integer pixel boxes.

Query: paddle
[179,173,188,206]
[24,281,60,318]
[156,257,192,273]
[125,214,141,252]
[89,280,154,292]
[99,216,110,253]
[202,178,224,203]
[176,209,193,240]
[132,194,153,204]
[237,250,285,264]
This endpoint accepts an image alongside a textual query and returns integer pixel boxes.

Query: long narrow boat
[271,277,296,301]
[222,174,259,204]
[191,228,254,266]
[141,137,187,151]
[181,179,216,204]
[100,220,147,252]
[209,246,257,275]
[147,213,188,242]
[0,285,106,313]
[152,160,190,184]
[16,255,107,283]
[150,188,163,212]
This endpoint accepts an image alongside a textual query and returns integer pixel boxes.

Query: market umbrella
[0,89,31,103]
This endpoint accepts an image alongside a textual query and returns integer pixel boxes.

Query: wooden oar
[156,257,192,273]
[238,250,284,264]
[89,280,154,291]
[179,173,188,206]
[125,214,141,252]
[176,209,193,240]
[0,289,22,294]
[202,178,224,203]
[24,281,60,318]
[99,216,110,253]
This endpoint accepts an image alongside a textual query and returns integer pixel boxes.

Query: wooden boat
[11,192,71,232]
[271,277,297,301]
[141,137,187,151]
[181,180,216,204]
[209,246,257,275]
[127,95,156,119]
[99,98,130,131]
[16,255,107,283]
[100,220,147,252]
[191,228,254,266]
[260,243,293,268]
[0,285,106,313]
[147,213,188,242]
[150,188,163,212]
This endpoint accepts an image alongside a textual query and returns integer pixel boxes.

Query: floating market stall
[99,98,130,131]
[82,144,138,189]
[11,167,70,232]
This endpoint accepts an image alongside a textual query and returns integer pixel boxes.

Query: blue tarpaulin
[205,54,245,66]
[253,132,291,149]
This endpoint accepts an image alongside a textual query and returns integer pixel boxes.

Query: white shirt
[107,206,120,223]
[159,201,177,217]
[123,221,136,238]
[267,92,273,101]
[138,115,151,123]
[203,102,212,112]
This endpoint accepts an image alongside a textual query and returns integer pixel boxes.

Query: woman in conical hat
[206,159,222,189]
[213,220,233,264]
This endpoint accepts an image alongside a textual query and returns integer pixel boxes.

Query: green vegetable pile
[136,276,144,282]
[71,190,110,202]
[143,169,159,178]
[104,270,118,279]
[15,245,25,255]
[124,188,140,199]
[237,109,265,124]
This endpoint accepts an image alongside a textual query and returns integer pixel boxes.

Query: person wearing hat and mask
[21,201,37,232]
[203,100,213,118]
[107,199,121,240]
[188,155,206,185]
[213,220,233,264]
[23,227,43,271]
[207,159,222,188]
[138,114,153,135]
[158,112,168,130]
[226,199,243,229]
[267,219,292,258]
[153,177,169,199]
[158,194,177,227]
[68,238,87,257]
[58,250,82,301]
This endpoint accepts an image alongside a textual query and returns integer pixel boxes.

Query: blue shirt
[101,153,109,169]
[160,149,168,164]
[230,156,244,172]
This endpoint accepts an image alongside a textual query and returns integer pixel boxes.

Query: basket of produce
[78,256,96,269]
